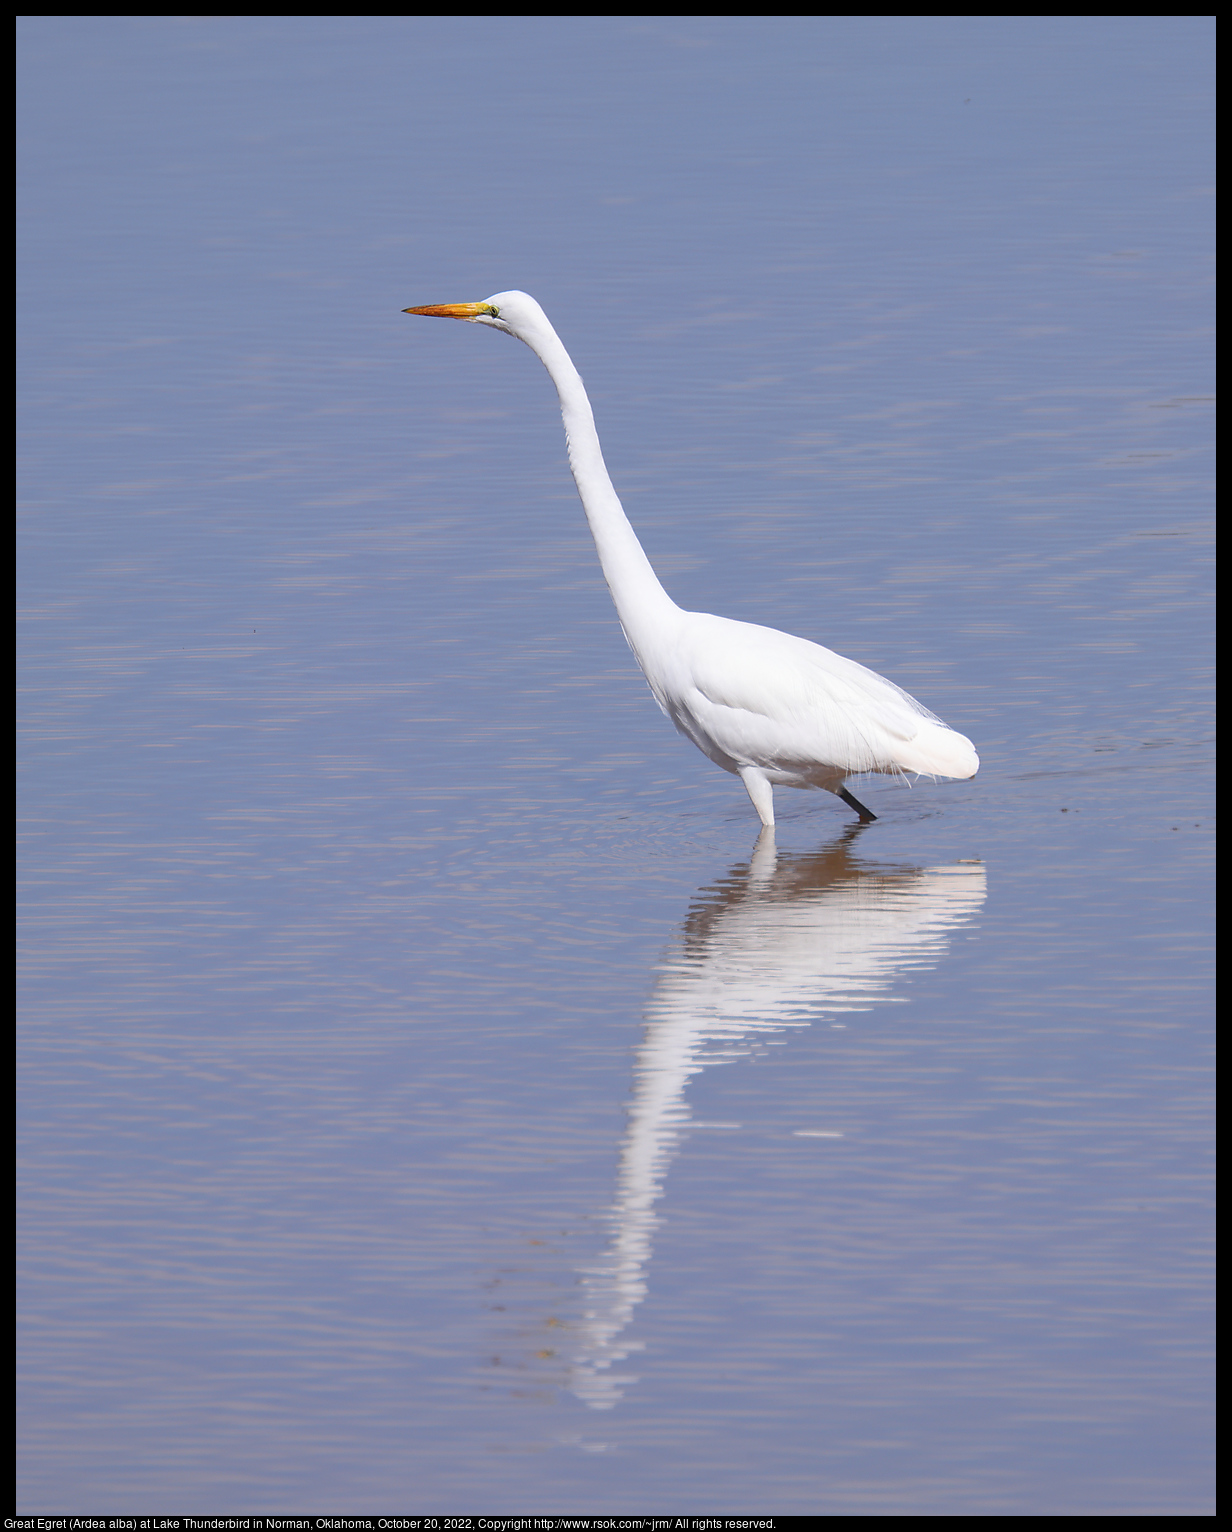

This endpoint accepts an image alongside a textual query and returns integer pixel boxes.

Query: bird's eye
[485,305,500,318]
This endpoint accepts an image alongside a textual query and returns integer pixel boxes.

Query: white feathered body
[625,607,979,792]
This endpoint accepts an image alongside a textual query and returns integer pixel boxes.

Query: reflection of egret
[568,831,987,1409]
[404,292,978,826]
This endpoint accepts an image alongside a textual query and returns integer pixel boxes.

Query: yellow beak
[402,302,494,320]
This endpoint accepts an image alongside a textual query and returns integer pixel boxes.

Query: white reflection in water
[568,829,986,1409]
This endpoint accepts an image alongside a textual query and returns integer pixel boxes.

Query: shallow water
[17,16,1214,1514]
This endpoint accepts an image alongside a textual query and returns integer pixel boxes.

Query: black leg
[838,786,877,823]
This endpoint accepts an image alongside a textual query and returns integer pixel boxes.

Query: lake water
[17,16,1214,1515]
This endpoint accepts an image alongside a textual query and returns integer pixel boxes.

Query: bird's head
[402,290,549,346]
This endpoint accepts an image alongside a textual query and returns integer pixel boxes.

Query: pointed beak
[402,302,493,320]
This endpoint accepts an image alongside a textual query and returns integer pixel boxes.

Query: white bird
[403,290,978,826]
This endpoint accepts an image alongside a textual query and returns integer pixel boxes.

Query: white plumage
[404,289,978,826]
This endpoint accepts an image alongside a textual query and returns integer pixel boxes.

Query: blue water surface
[17,16,1214,1515]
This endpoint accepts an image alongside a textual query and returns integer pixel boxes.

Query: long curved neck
[521,322,680,643]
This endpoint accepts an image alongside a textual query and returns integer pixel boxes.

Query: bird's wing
[670,614,958,778]
[689,616,931,732]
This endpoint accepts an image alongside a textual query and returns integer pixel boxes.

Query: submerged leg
[837,785,877,823]
[738,766,775,827]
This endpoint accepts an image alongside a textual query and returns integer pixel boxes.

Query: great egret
[403,291,978,826]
